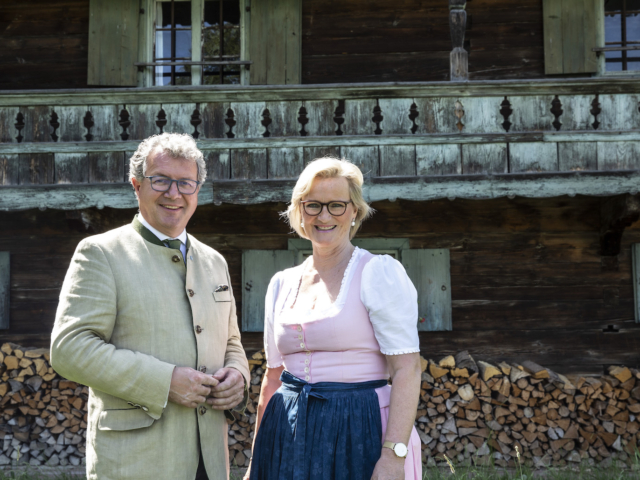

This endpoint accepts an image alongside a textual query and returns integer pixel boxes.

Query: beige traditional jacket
[51,217,250,480]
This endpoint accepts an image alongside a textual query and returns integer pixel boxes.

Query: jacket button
[199,365,207,373]
[188,289,195,297]
[172,255,180,263]
[199,406,206,415]
[195,325,203,334]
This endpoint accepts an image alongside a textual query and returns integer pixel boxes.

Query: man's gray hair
[129,133,207,184]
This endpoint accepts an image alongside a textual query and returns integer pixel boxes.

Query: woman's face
[301,177,358,250]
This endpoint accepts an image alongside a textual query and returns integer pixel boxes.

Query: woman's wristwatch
[382,441,408,458]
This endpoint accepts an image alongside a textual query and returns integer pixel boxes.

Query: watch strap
[382,441,408,458]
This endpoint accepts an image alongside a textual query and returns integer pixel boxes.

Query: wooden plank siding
[3,196,640,374]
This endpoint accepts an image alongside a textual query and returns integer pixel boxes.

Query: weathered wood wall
[302,0,546,83]
[0,0,90,90]
[0,0,549,90]
[2,196,639,375]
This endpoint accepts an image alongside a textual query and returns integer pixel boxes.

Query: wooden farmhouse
[1,0,640,377]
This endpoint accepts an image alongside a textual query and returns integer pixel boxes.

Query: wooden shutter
[249,0,302,85]
[242,250,295,332]
[543,0,602,75]
[402,249,452,332]
[0,252,9,329]
[87,0,140,86]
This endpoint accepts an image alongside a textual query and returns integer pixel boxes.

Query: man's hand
[168,367,219,408]
[207,367,245,410]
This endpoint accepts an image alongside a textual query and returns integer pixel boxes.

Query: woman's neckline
[290,246,361,313]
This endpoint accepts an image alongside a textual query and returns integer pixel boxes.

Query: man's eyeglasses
[145,176,200,195]
[301,200,352,216]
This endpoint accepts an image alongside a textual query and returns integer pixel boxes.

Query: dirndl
[249,370,388,480]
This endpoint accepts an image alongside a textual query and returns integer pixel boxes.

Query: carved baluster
[156,108,167,134]
[50,110,60,142]
[298,106,309,137]
[83,111,94,141]
[454,100,465,132]
[551,96,563,131]
[15,112,25,143]
[409,102,419,134]
[449,0,468,82]
[372,102,383,135]
[119,108,131,141]
[500,97,513,132]
[261,108,272,137]
[333,100,345,136]
[190,107,202,139]
[225,108,236,139]
[590,95,601,130]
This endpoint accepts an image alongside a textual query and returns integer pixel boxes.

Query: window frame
[137,0,250,87]
[602,0,640,72]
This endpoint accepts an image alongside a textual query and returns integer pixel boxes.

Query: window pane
[176,29,192,58]
[628,14,640,42]
[605,50,623,71]
[223,65,240,84]
[175,65,191,85]
[156,30,173,59]
[156,65,172,86]
[159,2,173,28]
[203,65,221,84]
[605,13,623,44]
[225,25,240,57]
[173,1,192,27]
[224,0,240,24]
[629,57,640,70]
[605,0,624,12]
[204,0,220,28]
[203,27,221,58]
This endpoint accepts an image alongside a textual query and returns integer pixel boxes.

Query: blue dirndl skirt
[249,370,388,480]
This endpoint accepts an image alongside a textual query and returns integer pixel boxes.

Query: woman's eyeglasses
[301,200,352,216]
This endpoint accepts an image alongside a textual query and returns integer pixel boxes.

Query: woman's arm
[371,352,422,480]
[243,365,284,479]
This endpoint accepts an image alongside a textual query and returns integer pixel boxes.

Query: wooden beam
[0,251,8,330]
[599,194,640,256]
[2,171,640,211]
[1,78,640,107]
[0,131,637,155]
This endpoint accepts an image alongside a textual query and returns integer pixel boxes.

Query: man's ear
[131,177,141,198]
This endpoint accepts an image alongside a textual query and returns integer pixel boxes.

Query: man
[51,133,250,480]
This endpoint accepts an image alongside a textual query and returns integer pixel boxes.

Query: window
[152,0,243,86]
[604,0,640,71]
[241,239,452,333]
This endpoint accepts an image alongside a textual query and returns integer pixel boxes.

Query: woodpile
[2,342,640,470]
[0,343,87,467]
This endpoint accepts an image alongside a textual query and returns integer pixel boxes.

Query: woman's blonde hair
[284,157,373,240]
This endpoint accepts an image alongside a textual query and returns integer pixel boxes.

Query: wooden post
[449,0,468,82]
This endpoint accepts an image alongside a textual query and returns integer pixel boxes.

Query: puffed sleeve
[264,271,284,368]
[361,255,420,355]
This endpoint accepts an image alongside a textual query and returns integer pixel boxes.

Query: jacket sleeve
[222,265,251,415]
[50,238,175,420]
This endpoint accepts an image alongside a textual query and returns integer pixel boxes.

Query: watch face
[394,443,408,458]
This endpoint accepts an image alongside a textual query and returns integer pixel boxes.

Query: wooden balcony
[0,77,639,211]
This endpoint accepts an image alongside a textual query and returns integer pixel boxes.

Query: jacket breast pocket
[213,290,231,302]
[98,409,155,431]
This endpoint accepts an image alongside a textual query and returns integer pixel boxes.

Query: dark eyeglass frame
[301,200,352,216]
[145,175,201,195]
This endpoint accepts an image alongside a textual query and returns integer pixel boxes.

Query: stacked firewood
[2,342,639,469]
[0,343,87,467]
[415,351,640,468]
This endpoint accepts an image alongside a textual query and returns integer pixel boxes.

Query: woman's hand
[370,450,405,480]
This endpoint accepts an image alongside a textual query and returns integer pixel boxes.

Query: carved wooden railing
[0,78,639,210]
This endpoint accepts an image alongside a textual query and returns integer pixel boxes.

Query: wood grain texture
[403,248,452,332]
[231,149,268,179]
[558,142,597,171]
[414,97,458,134]
[161,103,197,136]
[230,102,267,138]
[204,149,231,180]
[0,108,19,143]
[462,143,508,174]
[0,154,19,185]
[89,151,125,183]
[268,147,304,179]
[379,145,416,177]
[88,105,118,141]
[0,251,8,329]
[378,98,415,135]
[597,142,640,171]
[56,106,86,143]
[509,142,559,173]
[460,97,504,134]
[19,106,51,143]
[416,144,462,175]
[201,103,227,139]
[599,94,640,131]
[302,100,338,136]
[126,104,160,140]
[340,146,379,178]
[342,99,378,136]
[87,0,139,86]
[54,153,89,184]
[303,146,341,164]
[561,95,595,131]
[265,101,301,137]
[633,243,640,323]
[17,153,54,185]
[508,95,556,132]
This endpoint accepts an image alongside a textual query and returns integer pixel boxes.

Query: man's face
[131,149,199,238]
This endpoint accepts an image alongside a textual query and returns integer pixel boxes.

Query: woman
[245,158,422,480]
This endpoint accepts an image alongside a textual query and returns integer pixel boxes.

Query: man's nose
[164,181,181,198]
